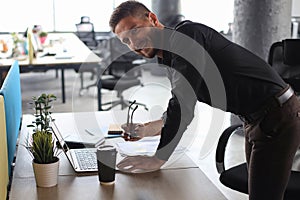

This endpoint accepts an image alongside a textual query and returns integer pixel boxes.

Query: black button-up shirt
[155,20,286,160]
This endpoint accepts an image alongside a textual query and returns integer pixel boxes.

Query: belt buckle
[276,87,294,106]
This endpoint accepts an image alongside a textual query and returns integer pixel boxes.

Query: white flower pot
[32,158,59,187]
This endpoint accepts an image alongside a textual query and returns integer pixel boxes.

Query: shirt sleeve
[155,56,199,160]
[155,23,208,161]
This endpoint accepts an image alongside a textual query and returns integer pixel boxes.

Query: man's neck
[156,50,163,58]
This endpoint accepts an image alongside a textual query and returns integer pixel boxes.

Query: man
[110,1,300,199]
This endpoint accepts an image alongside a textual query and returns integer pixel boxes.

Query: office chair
[96,37,148,111]
[215,124,300,200]
[75,16,98,50]
[268,39,300,93]
[76,16,105,91]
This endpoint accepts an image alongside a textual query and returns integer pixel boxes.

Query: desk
[0,33,101,103]
[9,111,227,200]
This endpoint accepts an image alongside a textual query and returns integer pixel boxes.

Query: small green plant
[39,31,48,37]
[26,93,60,164]
[31,130,57,164]
[31,93,56,132]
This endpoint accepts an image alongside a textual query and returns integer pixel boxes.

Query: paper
[64,126,108,145]
[51,112,108,145]
[116,136,160,156]
[55,52,73,59]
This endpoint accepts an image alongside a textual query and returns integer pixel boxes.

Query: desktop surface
[9,111,227,200]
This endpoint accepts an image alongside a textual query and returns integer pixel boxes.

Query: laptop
[51,121,104,173]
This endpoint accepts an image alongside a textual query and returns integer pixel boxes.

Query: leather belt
[276,86,294,106]
[240,86,294,123]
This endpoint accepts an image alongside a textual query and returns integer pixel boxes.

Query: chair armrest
[215,124,243,174]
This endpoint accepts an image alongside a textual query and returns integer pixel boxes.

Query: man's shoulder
[175,20,209,31]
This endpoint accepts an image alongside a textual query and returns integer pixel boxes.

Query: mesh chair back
[283,39,300,66]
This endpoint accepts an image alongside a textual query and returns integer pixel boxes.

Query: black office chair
[75,16,99,50]
[215,124,300,200]
[268,39,300,93]
[96,37,148,111]
[75,16,98,87]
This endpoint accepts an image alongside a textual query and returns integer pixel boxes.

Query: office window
[0,0,151,33]
[0,0,54,32]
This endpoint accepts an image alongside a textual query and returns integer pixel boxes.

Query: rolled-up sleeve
[155,56,200,160]
[155,25,208,160]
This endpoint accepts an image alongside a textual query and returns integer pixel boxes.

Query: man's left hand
[117,155,166,173]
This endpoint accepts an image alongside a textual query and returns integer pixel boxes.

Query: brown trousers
[244,94,300,200]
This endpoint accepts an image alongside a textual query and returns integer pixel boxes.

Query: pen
[84,129,95,136]
[105,134,123,139]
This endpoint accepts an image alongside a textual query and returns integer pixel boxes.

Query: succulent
[26,93,60,164]
[31,130,58,164]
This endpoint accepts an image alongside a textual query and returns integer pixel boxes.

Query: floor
[20,67,248,199]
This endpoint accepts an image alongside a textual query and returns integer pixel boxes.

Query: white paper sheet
[116,136,161,156]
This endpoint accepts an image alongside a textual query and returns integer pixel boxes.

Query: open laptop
[51,121,105,173]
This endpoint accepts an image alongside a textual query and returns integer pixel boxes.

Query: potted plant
[26,93,60,187]
[38,31,48,44]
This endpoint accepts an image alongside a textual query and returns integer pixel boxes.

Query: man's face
[114,14,161,58]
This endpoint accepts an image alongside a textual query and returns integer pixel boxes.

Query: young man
[111,1,300,199]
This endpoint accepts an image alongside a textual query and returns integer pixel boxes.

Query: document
[51,112,108,145]
[116,136,160,156]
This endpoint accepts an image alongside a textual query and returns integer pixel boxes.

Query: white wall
[181,0,234,32]
[292,0,300,16]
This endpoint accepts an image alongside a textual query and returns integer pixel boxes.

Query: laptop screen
[51,121,76,166]
[51,120,99,173]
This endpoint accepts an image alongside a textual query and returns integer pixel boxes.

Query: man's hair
[109,0,151,32]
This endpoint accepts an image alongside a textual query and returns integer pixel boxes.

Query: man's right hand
[121,119,163,141]
[135,119,163,138]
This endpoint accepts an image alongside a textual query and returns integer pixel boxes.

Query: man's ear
[148,12,159,26]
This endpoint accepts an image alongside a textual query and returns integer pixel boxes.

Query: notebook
[51,112,108,146]
[51,121,104,173]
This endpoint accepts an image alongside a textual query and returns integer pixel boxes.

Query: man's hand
[117,155,166,173]
[135,119,163,137]
[121,119,163,141]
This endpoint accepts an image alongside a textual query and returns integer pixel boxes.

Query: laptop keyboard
[74,149,97,170]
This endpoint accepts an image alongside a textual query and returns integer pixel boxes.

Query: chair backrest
[104,36,143,78]
[80,16,90,23]
[283,39,300,65]
[0,95,8,200]
[0,60,22,176]
[268,39,300,92]
[76,22,94,32]
[75,16,97,49]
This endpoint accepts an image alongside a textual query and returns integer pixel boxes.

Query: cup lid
[97,145,116,152]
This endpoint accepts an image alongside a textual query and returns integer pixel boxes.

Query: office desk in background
[9,111,227,200]
[0,33,101,103]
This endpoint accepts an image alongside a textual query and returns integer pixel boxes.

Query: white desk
[9,111,227,200]
[0,33,101,103]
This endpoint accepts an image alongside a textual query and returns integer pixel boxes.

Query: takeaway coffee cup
[96,145,117,185]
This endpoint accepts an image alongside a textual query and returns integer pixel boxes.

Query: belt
[240,86,294,123]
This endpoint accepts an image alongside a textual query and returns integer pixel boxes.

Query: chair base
[100,96,148,111]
